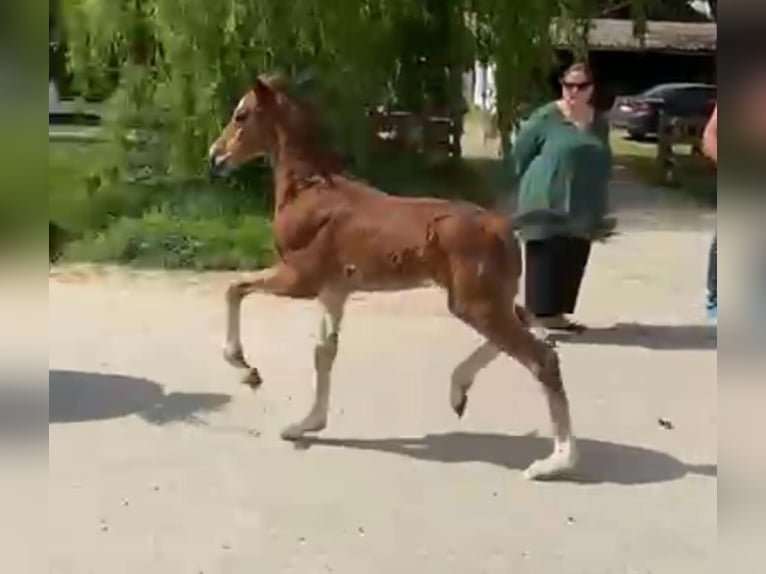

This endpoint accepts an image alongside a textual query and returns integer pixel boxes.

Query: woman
[510,61,614,333]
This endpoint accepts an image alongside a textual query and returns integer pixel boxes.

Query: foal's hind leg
[451,292,576,480]
[450,341,500,417]
[281,289,346,441]
[450,304,539,417]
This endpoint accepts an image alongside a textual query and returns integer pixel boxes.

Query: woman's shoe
[537,315,587,333]
[706,305,717,326]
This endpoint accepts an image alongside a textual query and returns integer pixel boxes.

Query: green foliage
[62,0,420,177]
[60,0,652,179]
[470,0,643,143]
[65,209,275,270]
[55,0,655,269]
[1,111,45,251]
[49,138,275,269]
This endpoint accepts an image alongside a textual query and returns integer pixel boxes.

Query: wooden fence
[656,112,708,186]
[369,108,463,159]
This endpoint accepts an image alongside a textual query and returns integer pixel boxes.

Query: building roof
[553,18,717,53]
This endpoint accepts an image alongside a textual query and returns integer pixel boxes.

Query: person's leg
[559,237,592,316]
[524,238,559,318]
[531,236,591,332]
[526,236,588,332]
[706,233,717,322]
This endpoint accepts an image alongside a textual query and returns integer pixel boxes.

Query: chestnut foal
[208,74,576,480]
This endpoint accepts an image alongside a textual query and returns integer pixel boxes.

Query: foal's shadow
[549,322,717,351]
[298,432,716,486]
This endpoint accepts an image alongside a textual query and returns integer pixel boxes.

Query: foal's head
[208,74,302,173]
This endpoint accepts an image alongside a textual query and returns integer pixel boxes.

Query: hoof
[452,394,468,418]
[280,425,304,442]
[280,417,327,441]
[450,379,470,418]
[523,457,571,481]
[241,368,263,390]
[523,444,577,481]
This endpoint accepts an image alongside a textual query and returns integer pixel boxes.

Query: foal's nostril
[208,153,224,175]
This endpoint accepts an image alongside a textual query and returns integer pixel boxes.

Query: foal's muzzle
[207,152,230,177]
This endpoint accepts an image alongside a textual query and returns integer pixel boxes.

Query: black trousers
[706,233,717,310]
[524,236,592,317]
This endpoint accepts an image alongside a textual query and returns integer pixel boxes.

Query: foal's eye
[234,110,248,123]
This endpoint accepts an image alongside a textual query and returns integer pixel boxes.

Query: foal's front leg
[281,289,347,440]
[223,264,315,389]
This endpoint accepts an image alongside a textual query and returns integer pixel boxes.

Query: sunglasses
[561,81,593,91]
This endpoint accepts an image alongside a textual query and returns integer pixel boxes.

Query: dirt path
[48,220,717,574]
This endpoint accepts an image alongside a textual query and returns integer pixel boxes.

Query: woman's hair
[559,60,604,108]
[560,61,594,84]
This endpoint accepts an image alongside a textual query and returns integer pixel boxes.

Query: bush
[64,209,274,270]
[50,138,276,270]
[358,148,501,207]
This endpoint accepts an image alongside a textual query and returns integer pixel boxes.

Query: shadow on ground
[298,431,716,486]
[49,370,231,425]
[550,323,717,350]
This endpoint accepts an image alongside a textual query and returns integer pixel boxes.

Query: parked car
[609,82,717,140]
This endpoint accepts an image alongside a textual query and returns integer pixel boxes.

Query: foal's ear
[252,75,276,106]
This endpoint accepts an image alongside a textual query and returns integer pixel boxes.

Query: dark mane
[261,73,344,179]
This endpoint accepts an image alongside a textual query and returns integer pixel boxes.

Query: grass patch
[50,137,276,269]
[64,209,274,270]
[50,138,124,233]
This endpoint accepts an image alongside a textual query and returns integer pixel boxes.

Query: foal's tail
[480,211,523,282]
[480,212,542,333]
